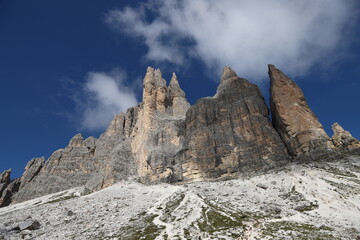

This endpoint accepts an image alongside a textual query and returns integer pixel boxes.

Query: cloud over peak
[78,69,138,131]
[106,0,357,80]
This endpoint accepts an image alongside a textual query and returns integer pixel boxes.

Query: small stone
[66,210,75,216]
[6,223,20,232]
[20,229,32,238]
[256,183,268,190]
[19,220,40,231]
[0,228,7,235]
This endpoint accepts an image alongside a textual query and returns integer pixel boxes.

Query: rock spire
[268,64,332,156]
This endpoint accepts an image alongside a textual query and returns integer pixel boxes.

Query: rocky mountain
[0,64,359,210]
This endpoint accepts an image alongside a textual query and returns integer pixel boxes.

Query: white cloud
[105,0,356,80]
[79,68,138,131]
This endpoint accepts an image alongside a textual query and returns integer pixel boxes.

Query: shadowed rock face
[180,67,289,182]
[0,169,12,206]
[0,169,20,207]
[268,64,332,157]
[0,169,11,193]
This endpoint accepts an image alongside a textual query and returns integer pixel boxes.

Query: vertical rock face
[0,169,12,205]
[0,169,20,207]
[18,157,44,190]
[331,122,360,150]
[130,67,190,182]
[0,179,20,207]
[180,67,289,182]
[269,64,331,156]
[0,169,11,193]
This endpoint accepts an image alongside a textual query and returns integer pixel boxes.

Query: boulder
[19,219,40,231]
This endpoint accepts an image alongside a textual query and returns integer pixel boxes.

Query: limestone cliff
[179,67,289,182]
[129,67,190,182]
[268,64,332,156]
[1,65,358,207]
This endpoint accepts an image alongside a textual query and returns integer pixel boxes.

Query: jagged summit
[220,66,237,82]
[331,122,360,150]
[0,65,359,208]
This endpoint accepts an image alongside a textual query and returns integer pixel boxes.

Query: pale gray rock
[130,67,190,183]
[0,169,11,195]
[0,178,20,207]
[19,157,44,190]
[12,121,136,203]
[19,219,40,231]
[85,174,104,192]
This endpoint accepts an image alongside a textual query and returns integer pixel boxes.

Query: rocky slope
[0,65,359,208]
[0,151,359,239]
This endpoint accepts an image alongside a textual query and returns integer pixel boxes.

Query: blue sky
[1,0,359,178]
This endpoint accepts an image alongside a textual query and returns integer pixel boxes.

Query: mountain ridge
[0,65,359,207]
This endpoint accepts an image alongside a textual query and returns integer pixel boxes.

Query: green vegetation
[193,198,262,237]
[296,203,318,212]
[261,221,339,240]
[160,193,185,222]
[197,206,245,233]
[47,193,78,204]
[324,167,357,178]
[81,187,92,196]
[108,213,165,240]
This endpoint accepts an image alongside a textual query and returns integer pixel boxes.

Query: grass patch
[194,197,261,236]
[197,206,245,233]
[261,221,339,240]
[295,202,319,212]
[324,167,357,178]
[160,193,185,223]
[47,193,78,204]
[109,213,165,240]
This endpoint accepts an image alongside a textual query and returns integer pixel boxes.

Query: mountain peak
[221,66,237,82]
